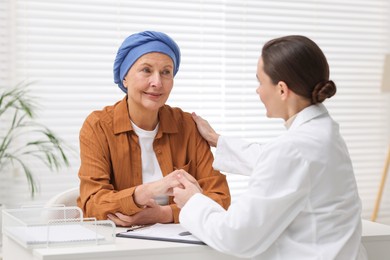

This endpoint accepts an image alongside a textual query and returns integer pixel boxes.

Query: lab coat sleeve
[180,140,311,258]
[213,136,264,176]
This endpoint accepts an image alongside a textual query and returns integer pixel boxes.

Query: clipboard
[116,223,205,245]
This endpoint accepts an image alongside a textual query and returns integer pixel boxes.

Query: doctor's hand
[192,112,220,147]
[134,170,183,206]
[107,199,173,226]
[173,173,203,208]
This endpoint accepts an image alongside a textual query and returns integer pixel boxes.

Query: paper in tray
[2,206,116,248]
[5,224,105,245]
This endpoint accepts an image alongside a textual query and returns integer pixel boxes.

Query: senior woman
[77,31,230,226]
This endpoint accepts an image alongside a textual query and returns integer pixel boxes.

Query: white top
[131,121,168,205]
[179,104,368,260]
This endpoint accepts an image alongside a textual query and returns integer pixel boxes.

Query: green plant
[0,83,70,197]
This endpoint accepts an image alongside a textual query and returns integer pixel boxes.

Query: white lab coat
[180,104,368,260]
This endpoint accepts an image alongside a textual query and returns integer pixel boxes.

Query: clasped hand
[108,169,202,226]
[173,172,203,208]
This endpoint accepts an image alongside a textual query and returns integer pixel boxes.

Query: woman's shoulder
[83,99,123,128]
[160,104,194,124]
[158,105,198,137]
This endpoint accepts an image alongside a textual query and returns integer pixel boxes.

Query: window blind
[0,0,9,205]
[1,0,389,224]
[0,0,8,86]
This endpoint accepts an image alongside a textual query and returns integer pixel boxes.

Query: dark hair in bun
[311,80,336,104]
[262,35,336,103]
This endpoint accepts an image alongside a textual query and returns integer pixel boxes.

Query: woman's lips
[144,92,163,99]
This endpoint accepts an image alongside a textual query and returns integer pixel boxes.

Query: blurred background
[0,0,389,224]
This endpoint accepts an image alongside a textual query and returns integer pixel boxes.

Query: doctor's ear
[278,81,289,100]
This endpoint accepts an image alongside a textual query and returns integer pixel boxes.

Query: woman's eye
[161,70,173,78]
[142,67,151,73]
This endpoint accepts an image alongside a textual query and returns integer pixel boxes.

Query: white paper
[5,224,104,245]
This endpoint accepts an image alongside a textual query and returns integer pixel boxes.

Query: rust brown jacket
[77,97,230,222]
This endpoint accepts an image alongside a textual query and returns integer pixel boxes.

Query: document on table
[116,223,205,245]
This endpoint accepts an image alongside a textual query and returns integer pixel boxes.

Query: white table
[360,220,390,260]
[2,226,238,260]
[3,220,390,260]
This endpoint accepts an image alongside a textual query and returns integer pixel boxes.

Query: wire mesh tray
[2,206,116,248]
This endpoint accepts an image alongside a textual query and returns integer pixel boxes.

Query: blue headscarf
[113,31,181,93]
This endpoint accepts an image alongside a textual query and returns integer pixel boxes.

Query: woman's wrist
[160,205,174,223]
[134,183,153,206]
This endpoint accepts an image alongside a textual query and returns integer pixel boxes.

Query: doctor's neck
[282,92,311,122]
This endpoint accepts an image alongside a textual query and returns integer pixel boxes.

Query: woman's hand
[173,172,203,208]
[107,200,173,226]
[191,112,219,147]
[134,169,192,206]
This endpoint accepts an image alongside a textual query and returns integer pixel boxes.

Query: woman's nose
[150,72,162,88]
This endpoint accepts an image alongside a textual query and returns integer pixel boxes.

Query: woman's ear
[278,81,289,100]
[122,78,127,89]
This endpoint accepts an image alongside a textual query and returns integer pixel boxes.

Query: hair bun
[311,80,337,103]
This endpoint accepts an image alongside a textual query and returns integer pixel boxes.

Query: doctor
[173,35,368,260]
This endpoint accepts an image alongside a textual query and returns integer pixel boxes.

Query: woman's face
[123,52,174,113]
[256,57,283,118]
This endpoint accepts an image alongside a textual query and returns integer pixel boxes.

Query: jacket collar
[113,96,178,135]
[288,103,329,131]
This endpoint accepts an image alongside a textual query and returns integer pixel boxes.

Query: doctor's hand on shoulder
[191,112,220,147]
